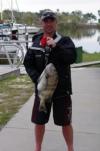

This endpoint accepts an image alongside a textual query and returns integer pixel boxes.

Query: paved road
[0,67,100,151]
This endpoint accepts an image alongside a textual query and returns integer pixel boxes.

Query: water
[64,28,100,54]
[72,29,100,53]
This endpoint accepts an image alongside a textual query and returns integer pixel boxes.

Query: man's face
[41,18,57,35]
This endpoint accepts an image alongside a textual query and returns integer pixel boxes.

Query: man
[24,10,77,151]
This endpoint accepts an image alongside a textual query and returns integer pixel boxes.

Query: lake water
[72,29,100,53]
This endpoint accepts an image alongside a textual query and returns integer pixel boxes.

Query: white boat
[0,0,40,35]
[12,23,40,34]
[0,23,11,40]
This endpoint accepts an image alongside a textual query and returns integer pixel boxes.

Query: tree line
[0,9,100,26]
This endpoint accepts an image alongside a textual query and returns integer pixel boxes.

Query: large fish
[37,63,58,113]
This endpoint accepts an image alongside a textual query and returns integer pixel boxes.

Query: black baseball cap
[41,10,56,21]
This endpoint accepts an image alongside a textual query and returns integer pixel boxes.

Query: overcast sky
[1,0,100,18]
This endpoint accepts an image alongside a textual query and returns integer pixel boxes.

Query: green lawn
[0,75,34,129]
[82,52,100,62]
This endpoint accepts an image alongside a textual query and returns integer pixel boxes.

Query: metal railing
[0,40,31,68]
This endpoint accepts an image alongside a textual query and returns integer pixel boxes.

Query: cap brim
[41,14,56,20]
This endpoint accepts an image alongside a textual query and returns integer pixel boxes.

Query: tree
[98,10,100,23]
[98,10,100,17]
[83,13,97,23]
[3,10,12,21]
[21,12,33,25]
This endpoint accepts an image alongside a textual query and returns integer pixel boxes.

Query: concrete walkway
[0,65,20,80]
[0,67,100,151]
[71,60,100,68]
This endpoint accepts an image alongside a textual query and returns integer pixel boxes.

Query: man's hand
[47,37,56,48]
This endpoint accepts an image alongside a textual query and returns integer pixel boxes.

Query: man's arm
[52,36,77,65]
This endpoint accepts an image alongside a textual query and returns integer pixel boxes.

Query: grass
[0,75,34,129]
[82,52,100,62]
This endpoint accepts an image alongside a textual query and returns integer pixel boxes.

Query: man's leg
[34,124,45,151]
[32,93,52,151]
[62,124,74,151]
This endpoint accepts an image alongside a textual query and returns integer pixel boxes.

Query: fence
[0,40,28,68]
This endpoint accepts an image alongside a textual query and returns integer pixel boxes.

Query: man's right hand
[47,37,56,48]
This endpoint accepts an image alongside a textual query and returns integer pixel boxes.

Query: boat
[0,0,40,67]
[12,23,40,34]
[0,23,11,40]
[0,0,40,35]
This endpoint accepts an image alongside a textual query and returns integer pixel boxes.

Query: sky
[1,0,100,18]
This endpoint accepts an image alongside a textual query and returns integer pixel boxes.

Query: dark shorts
[31,94,72,126]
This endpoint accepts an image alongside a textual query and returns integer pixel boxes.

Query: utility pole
[11,0,14,23]
[0,0,3,21]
